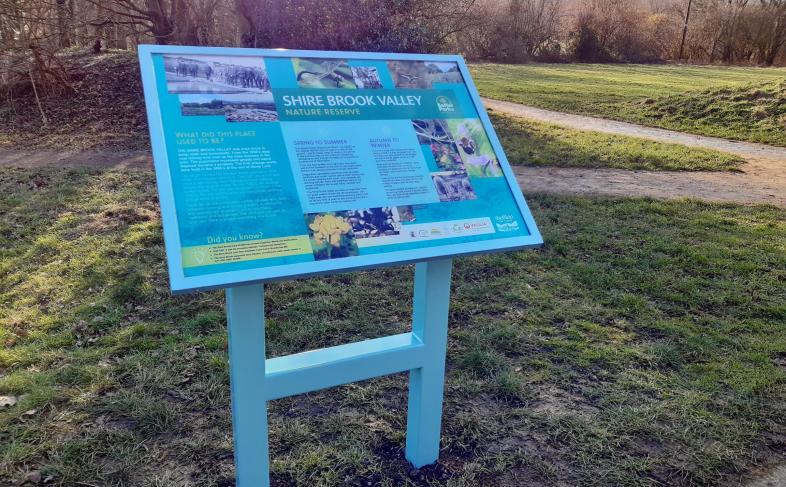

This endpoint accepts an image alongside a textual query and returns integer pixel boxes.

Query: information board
[139,46,542,292]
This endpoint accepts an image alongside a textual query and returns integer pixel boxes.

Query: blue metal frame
[226,284,269,485]
[227,259,453,486]
[137,45,543,294]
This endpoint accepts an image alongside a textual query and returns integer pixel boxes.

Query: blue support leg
[405,259,453,468]
[226,284,270,487]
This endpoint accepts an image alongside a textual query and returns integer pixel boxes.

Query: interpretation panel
[139,47,542,292]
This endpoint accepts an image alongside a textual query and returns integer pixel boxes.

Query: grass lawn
[1,167,785,486]
[472,63,786,146]
[490,112,744,171]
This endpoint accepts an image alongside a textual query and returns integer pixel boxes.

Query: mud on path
[485,98,786,207]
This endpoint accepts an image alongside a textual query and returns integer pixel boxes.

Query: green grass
[630,81,786,146]
[1,167,785,486]
[472,63,786,146]
[490,112,744,171]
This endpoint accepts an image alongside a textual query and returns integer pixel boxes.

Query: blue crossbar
[265,332,425,400]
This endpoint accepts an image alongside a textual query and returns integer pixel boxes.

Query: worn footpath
[484,98,786,207]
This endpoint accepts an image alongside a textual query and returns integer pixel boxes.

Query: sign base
[226,259,453,486]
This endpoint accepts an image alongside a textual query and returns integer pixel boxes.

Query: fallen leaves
[0,395,18,408]
[23,471,40,484]
[15,470,54,486]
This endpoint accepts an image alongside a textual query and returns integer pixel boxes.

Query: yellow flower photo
[304,212,359,260]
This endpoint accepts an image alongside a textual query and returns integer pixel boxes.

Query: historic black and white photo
[164,55,271,94]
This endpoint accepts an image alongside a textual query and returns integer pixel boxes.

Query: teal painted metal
[226,284,270,486]
[226,260,453,486]
[406,259,452,467]
[265,331,425,400]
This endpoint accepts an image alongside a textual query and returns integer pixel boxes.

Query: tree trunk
[94,2,106,49]
[172,0,198,45]
[765,12,786,66]
[56,0,72,47]
[145,0,175,44]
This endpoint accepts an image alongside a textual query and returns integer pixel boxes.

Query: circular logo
[436,96,455,113]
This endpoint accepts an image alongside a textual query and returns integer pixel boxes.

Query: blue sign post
[226,259,452,484]
[139,45,541,486]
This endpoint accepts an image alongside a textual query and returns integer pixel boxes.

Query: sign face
[138,46,542,293]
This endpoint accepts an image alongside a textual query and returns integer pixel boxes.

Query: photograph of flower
[179,93,278,121]
[351,66,383,89]
[163,55,271,94]
[412,119,465,172]
[293,58,357,89]
[447,118,503,177]
[305,212,359,260]
[431,171,478,202]
[346,207,401,239]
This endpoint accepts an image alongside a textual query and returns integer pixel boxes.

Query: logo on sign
[494,214,520,232]
[463,221,490,231]
[436,96,455,113]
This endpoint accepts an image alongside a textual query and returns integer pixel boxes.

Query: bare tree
[55,0,74,47]
[234,0,476,53]
[751,0,786,64]
[456,0,563,62]
[568,0,665,62]
[85,0,193,45]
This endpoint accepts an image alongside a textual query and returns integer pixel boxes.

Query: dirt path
[485,98,786,207]
[0,149,151,170]
[513,166,785,206]
[2,103,786,208]
[744,464,786,487]
[483,98,786,160]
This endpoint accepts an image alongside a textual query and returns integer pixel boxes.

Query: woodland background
[1,0,786,103]
[3,1,786,61]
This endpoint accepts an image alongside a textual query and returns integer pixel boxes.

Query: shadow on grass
[1,167,785,486]
[490,112,744,172]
